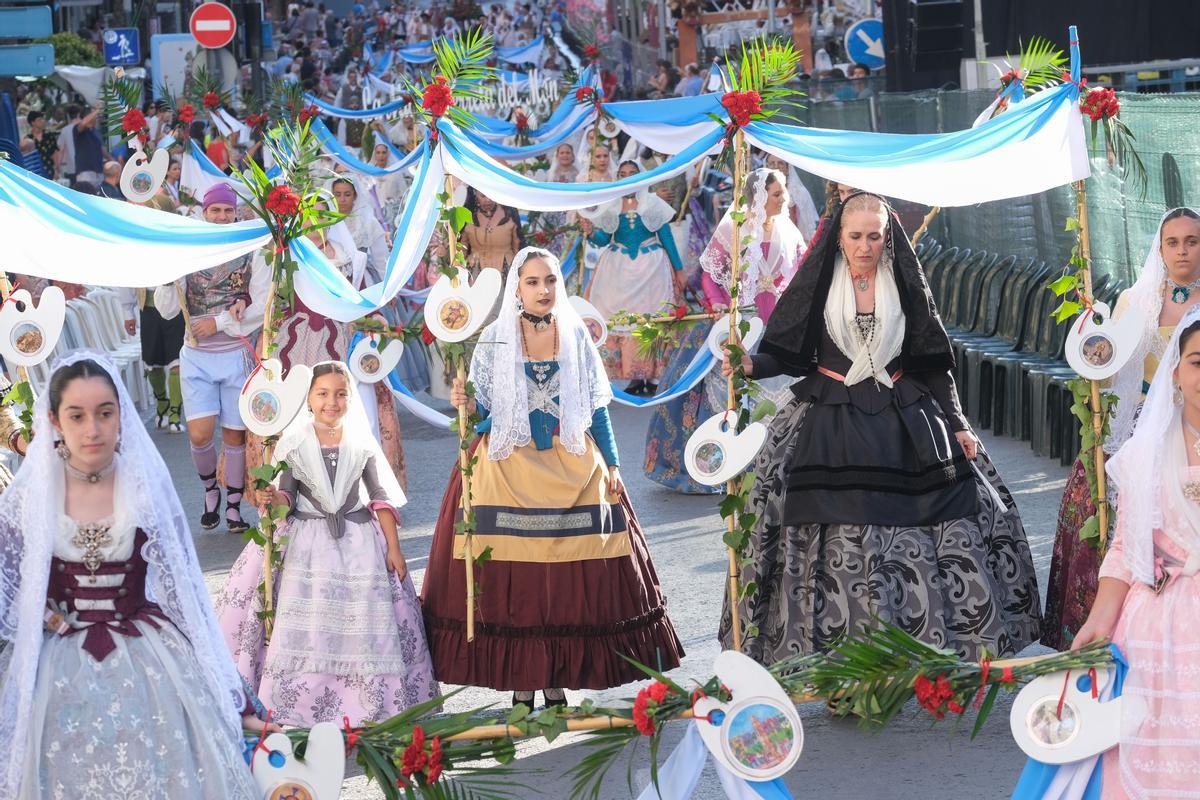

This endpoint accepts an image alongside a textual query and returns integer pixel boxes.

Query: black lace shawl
[759,194,954,376]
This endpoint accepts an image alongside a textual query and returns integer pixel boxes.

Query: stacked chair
[918,235,1125,466]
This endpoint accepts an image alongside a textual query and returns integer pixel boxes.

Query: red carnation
[422,82,456,118]
[575,86,596,102]
[121,108,147,135]
[203,91,220,110]
[421,321,436,345]
[426,736,444,783]
[632,694,655,735]
[1080,86,1119,122]
[298,104,320,124]
[584,44,600,60]
[178,103,195,125]
[721,90,763,128]
[515,111,529,130]
[647,681,670,703]
[265,185,302,218]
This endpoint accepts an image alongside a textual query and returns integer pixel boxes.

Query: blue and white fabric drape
[496,37,545,65]
[305,93,410,120]
[309,118,424,176]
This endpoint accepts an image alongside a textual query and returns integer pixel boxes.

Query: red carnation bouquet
[265,185,301,220]
[721,90,763,129]
[298,104,320,125]
[422,76,456,119]
[396,725,446,788]
[121,108,149,144]
[203,91,220,110]
[177,103,195,126]
[1080,86,1119,122]
[583,44,600,61]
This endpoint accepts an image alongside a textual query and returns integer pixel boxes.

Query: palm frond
[1012,36,1068,89]
[433,27,496,86]
[100,75,144,139]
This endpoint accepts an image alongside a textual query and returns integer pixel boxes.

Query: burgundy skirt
[420,439,684,691]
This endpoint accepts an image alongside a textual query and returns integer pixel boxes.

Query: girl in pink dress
[1073,305,1200,799]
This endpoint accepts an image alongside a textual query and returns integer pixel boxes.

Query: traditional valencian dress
[0,353,257,799]
[645,168,806,493]
[1042,207,1200,650]
[720,195,1042,661]
[583,186,684,381]
[216,370,437,725]
[421,248,683,690]
[1080,308,1200,799]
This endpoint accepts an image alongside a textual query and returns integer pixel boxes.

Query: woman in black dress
[719,192,1041,661]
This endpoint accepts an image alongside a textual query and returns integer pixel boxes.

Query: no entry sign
[190,2,237,49]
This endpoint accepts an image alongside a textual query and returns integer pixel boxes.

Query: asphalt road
[172,394,1068,800]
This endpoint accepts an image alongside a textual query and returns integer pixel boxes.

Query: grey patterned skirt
[719,395,1042,663]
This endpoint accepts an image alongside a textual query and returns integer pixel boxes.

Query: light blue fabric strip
[496,37,544,65]
[745,81,1075,168]
[309,118,424,176]
[305,93,411,119]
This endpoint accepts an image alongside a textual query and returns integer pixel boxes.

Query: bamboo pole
[441,650,1076,742]
[0,273,31,386]
[444,174,477,642]
[909,206,941,250]
[258,268,281,640]
[1075,180,1109,550]
[724,130,747,652]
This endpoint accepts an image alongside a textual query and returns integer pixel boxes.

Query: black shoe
[512,692,535,713]
[226,488,250,534]
[200,473,221,530]
[644,382,659,397]
[626,380,645,396]
[542,691,568,710]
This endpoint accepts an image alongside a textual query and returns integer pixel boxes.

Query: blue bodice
[588,212,683,270]
[476,361,619,466]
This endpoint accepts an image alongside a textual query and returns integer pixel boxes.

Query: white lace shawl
[700,167,806,299]
[273,361,406,515]
[823,251,906,387]
[470,247,612,461]
[0,351,246,796]
[1107,208,1200,453]
[1107,305,1200,586]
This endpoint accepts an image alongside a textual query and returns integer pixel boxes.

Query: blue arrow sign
[103,27,142,66]
[844,18,886,71]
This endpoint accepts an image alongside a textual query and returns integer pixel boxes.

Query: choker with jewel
[521,311,554,331]
[1168,276,1200,304]
[64,458,117,484]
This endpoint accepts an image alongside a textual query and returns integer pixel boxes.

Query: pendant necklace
[851,269,873,292]
[1168,277,1200,304]
[1183,417,1200,502]
[63,458,117,484]
[520,317,559,365]
[478,205,501,233]
[521,310,554,332]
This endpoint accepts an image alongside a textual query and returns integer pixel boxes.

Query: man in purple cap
[156,183,270,533]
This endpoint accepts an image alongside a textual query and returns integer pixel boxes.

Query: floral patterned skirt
[1039,456,1102,650]
[215,518,438,726]
[13,620,257,799]
[718,395,1042,662]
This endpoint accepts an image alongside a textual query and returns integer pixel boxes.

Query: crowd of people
[1,5,1199,799]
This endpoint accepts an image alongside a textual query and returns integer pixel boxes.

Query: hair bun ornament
[422,266,502,343]
[569,295,608,346]
[238,359,313,436]
[119,137,170,204]
[348,336,403,383]
[0,285,65,367]
[692,650,805,781]
[1065,301,1147,381]
[251,721,345,799]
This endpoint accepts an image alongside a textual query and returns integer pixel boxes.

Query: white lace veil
[0,351,245,796]
[700,167,806,299]
[576,162,675,234]
[1107,207,1200,454]
[273,361,406,515]
[1106,305,1200,586]
[471,247,612,461]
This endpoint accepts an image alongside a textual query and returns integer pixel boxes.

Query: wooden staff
[725,130,747,652]
[0,273,31,386]
[909,206,941,250]
[258,262,281,640]
[1075,180,1109,549]
[444,174,477,642]
[675,157,709,223]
